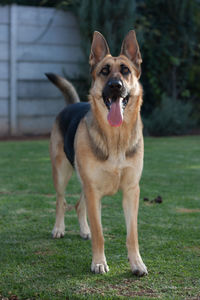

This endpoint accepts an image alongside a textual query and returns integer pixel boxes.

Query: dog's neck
[85,94,143,161]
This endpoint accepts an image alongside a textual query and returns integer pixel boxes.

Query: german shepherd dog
[46,30,148,276]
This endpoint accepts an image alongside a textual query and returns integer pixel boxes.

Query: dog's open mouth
[103,95,129,127]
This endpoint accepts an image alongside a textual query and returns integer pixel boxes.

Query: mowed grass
[0,136,200,300]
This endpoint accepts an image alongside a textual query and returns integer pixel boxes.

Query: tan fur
[49,30,148,276]
[50,122,73,238]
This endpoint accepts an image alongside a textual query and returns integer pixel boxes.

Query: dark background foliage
[1,0,200,135]
[62,0,200,136]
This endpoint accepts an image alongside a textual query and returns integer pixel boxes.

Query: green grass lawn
[0,136,200,300]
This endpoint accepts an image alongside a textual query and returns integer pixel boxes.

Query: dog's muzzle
[102,78,130,127]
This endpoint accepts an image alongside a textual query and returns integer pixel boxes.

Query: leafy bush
[139,0,199,120]
[64,0,200,133]
[144,95,195,136]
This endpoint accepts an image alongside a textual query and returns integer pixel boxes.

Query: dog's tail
[45,73,80,104]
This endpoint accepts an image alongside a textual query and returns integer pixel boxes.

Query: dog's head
[89,31,142,127]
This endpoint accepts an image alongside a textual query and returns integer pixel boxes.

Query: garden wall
[0,5,82,136]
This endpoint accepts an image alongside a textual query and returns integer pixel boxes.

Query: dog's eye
[100,65,110,76]
[120,64,130,75]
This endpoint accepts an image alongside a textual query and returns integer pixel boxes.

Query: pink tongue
[107,99,123,127]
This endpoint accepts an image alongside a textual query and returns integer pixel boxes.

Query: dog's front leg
[123,184,148,276]
[84,187,109,274]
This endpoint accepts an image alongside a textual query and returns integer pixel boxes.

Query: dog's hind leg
[52,157,73,238]
[76,193,91,240]
[50,123,73,238]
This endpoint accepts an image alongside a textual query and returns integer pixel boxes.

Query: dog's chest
[76,117,143,196]
[94,155,130,196]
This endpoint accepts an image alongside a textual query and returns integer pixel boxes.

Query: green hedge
[66,0,200,135]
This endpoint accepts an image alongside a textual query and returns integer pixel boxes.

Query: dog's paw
[52,226,65,238]
[91,261,109,274]
[131,261,148,277]
[80,230,91,240]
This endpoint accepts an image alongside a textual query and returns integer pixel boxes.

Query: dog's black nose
[108,78,123,90]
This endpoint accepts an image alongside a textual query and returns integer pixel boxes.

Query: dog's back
[57,103,90,166]
[45,73,90,167]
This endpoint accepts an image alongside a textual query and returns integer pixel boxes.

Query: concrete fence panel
[0,5,82,136]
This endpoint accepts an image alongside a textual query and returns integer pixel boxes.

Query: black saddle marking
[58,102,91,167]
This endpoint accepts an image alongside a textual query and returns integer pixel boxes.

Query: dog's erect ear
[89,31,110,67]
[120,30,142,76]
